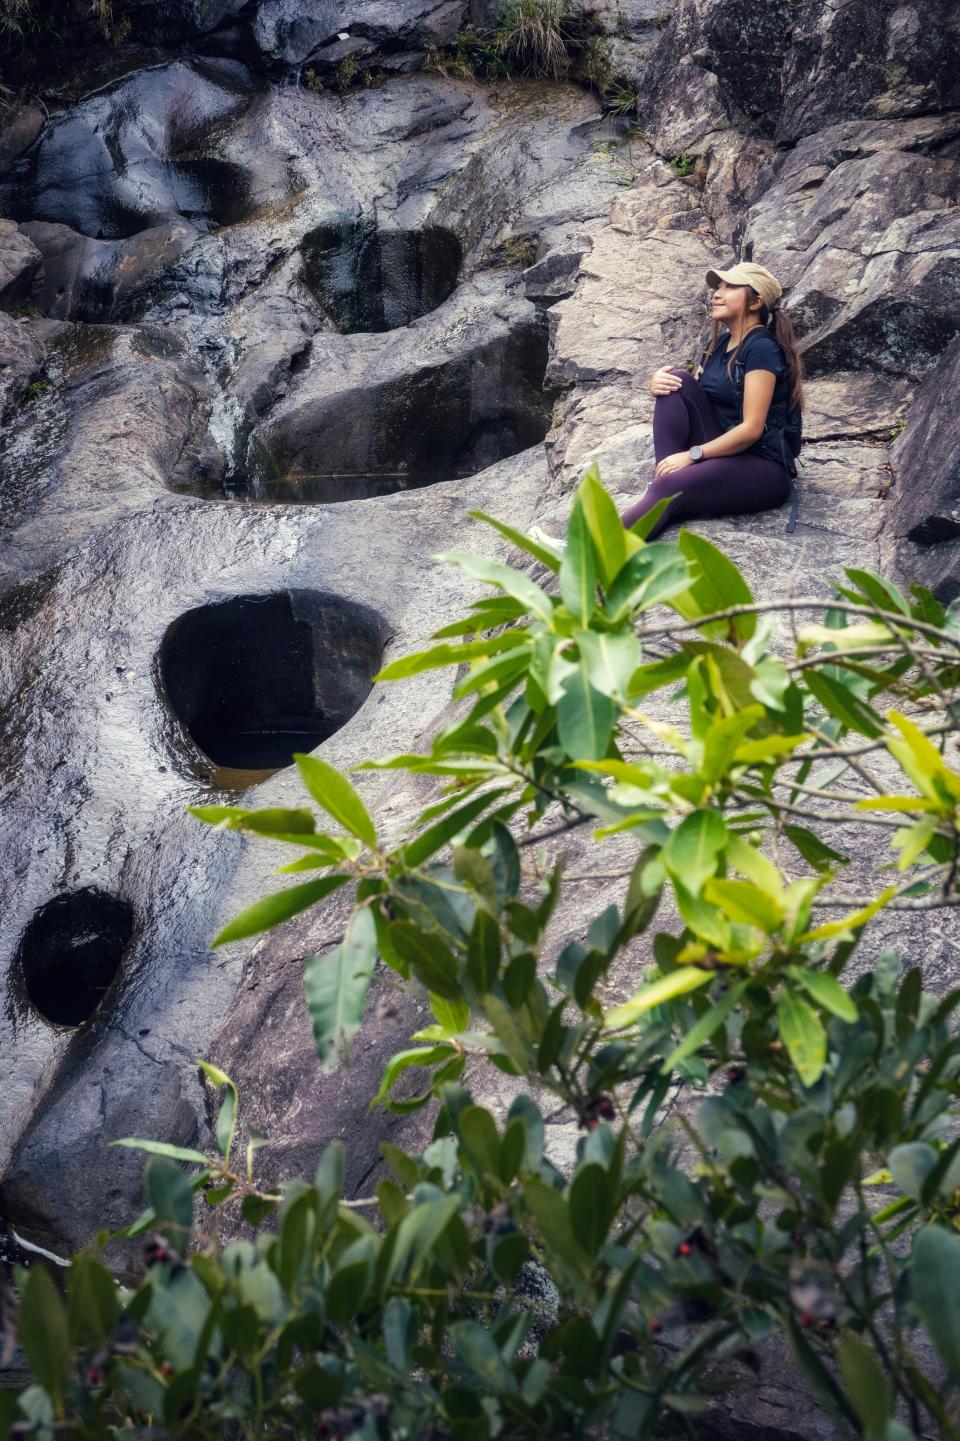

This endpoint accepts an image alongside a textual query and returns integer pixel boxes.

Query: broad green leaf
[803,671,883,739]
[112,1138,209,1164]
[892,817,939,870]
[701,707,764,784]
[189,805,316,834]
[372,1045,456,1108]
[296,754,377,847]
[458,1106,502,1179]
[579,461,635,584]
[449,1321,517,1393]
[430,992,470,1034]
[557,655,615,761]
[376,631,530,680]
[725,834,784,896]
[605,544,691,623]
[673,530,756,640]
[304,908,377,1071]
[704,879,783,933]
[911,1225,960,1377]
[468,509,562,572]
[854,796,939,813]
[788,968,858,1022]
[67,1255,118,1349]
[145,1155,194,1242]
[844,567,910,617]
[604,967,713,1030]
[799,886,896,942]
[575,627,640,700]
[390,923,461,1001]
[559,495,597,625]
[661,980,748,1072]
[437,551,554,622]
[19,1266,71,1411]
[452,645,531,698]
[776,991,827,1086]
[783,825,849,873]
[569,1163,614,1253]
[887,711,960,802]
[213,873,349,945]
[837,1332,892,1438]
[627,494,675,540]
[889,1143,938,1202]
[662,810,727,893]
[798,621,896,653]
[403,787,511,867]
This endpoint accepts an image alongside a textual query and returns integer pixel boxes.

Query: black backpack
[696,329,803,532]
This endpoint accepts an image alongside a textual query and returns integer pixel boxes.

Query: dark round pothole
[158,590,389,778]
[241,317,554,504]
[16,889,134,1027]
[301,216,462,333]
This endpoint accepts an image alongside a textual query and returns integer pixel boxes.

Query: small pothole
[16,889,134,1027]
[301,216,462,333]
[158,590,389,781]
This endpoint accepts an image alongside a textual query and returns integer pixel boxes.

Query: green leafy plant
[6,466,960,1440]
[669,153,696,178]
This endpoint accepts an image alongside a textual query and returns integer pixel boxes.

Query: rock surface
[0,19,958,1430]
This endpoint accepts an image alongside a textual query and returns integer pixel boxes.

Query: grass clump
[494,0,573,79]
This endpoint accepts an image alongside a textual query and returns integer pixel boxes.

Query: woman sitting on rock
[621,261,805,539]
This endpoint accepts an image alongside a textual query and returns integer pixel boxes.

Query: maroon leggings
[621,369,791,538]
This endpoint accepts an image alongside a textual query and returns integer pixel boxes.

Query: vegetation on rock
[4,467,960,1438]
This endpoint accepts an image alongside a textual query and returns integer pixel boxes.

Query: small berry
[677,1241,693,1257]
[161,1362,173,1378]
[650,1319,662,1335]
[800,1311,815,1328]
[86,1367,104,1386]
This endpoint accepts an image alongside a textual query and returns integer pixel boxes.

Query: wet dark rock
[0,221,42,307]
[301,217,461,333]
[19,221,200,323]
[0,325,224,586]
[15,889,134,1028]
[887,335,960,594]
[0,61,268,241]
[159,590,390,776]
[251,0,468,68]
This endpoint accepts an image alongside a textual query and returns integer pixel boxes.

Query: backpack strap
[733,329,800,535]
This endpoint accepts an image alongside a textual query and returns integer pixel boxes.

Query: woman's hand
[654,451,694,478]
[649,366,685,397]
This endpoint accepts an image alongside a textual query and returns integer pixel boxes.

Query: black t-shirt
[698,329,790,464]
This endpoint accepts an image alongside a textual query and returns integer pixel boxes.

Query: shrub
[5,466,960,1440]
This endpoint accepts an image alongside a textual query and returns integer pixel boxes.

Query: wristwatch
[689,445,704,462]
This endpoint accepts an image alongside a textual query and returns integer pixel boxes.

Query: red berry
[650,1319,662,1334]
[86,1367,104,1386]
[677,1241,692,1257]
[800,1311,814,1328]
[161,1362,173,1378]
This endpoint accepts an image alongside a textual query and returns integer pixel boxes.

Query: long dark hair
[699,287,806,413]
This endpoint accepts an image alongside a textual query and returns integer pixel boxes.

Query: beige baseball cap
[705,262,783,311]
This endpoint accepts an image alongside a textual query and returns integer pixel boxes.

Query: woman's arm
[699,370,777,458]
[653,368,779,477]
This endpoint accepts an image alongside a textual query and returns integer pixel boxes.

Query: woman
[620,261,806,540]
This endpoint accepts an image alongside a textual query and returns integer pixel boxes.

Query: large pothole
[158,590,389,781]
[241,318,554,503]
[15,889,134,1027]
[301,217,462,334]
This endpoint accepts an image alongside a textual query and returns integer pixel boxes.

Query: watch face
[690,446,703,460]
